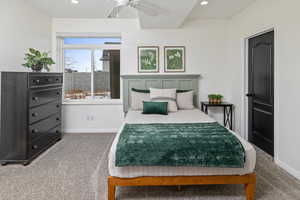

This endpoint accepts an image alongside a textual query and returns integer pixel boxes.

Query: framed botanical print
[164,46,186,72]
[138,46,159,73]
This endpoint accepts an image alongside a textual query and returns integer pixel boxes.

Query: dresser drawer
[29,113,61,140]
[29,101,61,124]
[30,87,62,108]
[29,74,62,87]
[29,126,61,157]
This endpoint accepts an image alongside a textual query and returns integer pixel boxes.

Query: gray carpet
[0,133,300,200]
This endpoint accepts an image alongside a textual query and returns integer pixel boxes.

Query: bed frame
[108,74,256,200]
[108,174,256,200]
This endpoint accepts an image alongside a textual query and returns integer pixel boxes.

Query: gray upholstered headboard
[122,74,200,113]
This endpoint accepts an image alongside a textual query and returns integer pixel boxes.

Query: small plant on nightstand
[208,94,223,104]
[208,94,216,104]
[215,94,223,104]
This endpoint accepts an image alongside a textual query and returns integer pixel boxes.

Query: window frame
[61,39,122,105]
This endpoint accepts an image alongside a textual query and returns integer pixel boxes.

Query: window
[62,37,121,101]
[64,37,121,45]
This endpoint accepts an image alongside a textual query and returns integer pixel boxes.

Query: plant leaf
[29,48,36,54]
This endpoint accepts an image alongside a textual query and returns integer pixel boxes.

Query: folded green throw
[116,122,245,168]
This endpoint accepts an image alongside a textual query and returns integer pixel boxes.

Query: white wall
[0,0,51,71]
[62,104,124,133]
[52,19,231,133]
[228,0,300,179]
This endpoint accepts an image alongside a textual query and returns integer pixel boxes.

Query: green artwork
[165,47,185,72]
[138,47,159,72]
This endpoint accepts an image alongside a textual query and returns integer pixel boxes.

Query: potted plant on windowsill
[22,48,55,72]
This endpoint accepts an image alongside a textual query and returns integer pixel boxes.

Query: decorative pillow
[131,90,150,110]
[177,90,195,110]
[150,88,178,112]
[150,88,177,99]
[132,88,150,93]
[142,101,168,115]
[132,88,191,94]
[176,89,191,93]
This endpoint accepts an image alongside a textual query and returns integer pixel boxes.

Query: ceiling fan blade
[108,5,124,18]
[130,0,167,16]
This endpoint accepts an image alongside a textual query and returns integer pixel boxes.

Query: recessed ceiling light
[71,0,79,4]
[200,1,208,6]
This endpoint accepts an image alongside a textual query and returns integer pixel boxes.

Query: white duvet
[108,109,256,178]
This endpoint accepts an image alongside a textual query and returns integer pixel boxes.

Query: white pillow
[150,88,178,112]
[177,91,195,110]
[131,91,150,110]
[150,88,177,99]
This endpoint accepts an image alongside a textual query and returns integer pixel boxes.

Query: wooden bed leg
[108,177,116,200]
[245,183,255,200]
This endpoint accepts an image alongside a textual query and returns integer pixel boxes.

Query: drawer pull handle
[56,105,60,108]
[56,78,60,81]
[32,97,38,101]
[34,79,40,84]
[32,112,38,117]
[32,129,38,133]
[32,145,38,150]
[56,130,60,134]
[56,92,61,95]
[56,117,60,121]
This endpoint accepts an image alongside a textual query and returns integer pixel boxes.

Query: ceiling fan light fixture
[71,0,80,4]
[108,0,166,18]
[200,1,208,6]
[116,0,130,6]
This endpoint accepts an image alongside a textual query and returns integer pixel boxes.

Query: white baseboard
[63,128,118,134]
[275,159,300,180]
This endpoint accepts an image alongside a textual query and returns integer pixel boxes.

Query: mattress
[108,109,256,178]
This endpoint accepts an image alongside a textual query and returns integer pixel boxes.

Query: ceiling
[188,0,255,20]
[138,0,198,29]
[27,0,256,28]
[26,0,138,18]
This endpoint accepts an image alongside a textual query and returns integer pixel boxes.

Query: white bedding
[108,109,256,178]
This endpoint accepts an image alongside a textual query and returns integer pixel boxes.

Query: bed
[107,75,256,200]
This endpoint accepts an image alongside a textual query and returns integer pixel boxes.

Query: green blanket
[116,122,245,168]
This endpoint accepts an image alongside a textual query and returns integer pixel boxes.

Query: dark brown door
[109,50,120,99]
[248,31,274,156]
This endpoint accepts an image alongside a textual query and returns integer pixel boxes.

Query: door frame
[242,27,279,160]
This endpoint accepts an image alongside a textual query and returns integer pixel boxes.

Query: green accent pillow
[142,101,168,115]
[132,88,150,93]
[132,88,191,94]
[176,89,191,93]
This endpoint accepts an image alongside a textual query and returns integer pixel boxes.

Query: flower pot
[31,64,43,72]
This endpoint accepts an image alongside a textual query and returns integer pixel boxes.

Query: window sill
[62,99,122,105]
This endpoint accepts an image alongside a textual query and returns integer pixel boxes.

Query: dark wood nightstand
[201,101,233,130]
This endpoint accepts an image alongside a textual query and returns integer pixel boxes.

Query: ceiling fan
[108,0,166,18]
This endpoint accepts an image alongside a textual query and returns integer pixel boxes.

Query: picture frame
[138,46,159,73]
[164,46,186,72]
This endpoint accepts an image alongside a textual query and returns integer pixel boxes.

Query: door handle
[246,93,254,97]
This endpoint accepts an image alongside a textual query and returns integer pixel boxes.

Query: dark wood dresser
[0,72,63,166]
